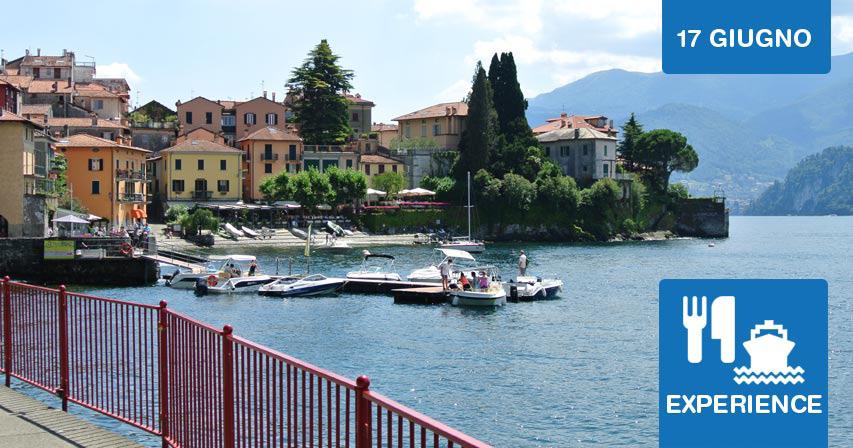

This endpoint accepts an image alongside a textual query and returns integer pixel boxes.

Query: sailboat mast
[467,171,472,239]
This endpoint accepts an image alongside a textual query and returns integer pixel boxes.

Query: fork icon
[682,296,707,363]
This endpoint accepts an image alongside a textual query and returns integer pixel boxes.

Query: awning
[129,208,147,219]
[52,215,90,224]
[366,188,386,196]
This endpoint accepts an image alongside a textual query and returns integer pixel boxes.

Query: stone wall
[673,198,729,238]
[0,238,159,286]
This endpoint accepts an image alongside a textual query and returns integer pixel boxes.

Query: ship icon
[733,320,805,384]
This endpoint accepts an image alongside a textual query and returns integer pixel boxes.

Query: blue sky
[4,0,853,122]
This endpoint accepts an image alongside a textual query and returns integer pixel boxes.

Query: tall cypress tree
[492,52,529,138]
[455,62,497,183]
[619,113,644,171]
[287,40,354,145]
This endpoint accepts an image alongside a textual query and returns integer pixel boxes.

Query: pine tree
[287,40,354,145]
[455,62,497,183]
[619,113,644,171]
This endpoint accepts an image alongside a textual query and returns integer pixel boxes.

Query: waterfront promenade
[0,386,140,447]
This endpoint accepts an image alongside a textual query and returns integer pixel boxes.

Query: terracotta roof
[21,104,51,115]
[218,100,242,109]
[0,75,33,90]
[0,109,41,127]
[345,94,374,106]
[371,123,398,132]
[532,113,616,135]
[74,83,121,98]
[4,68,19,75]
[160,139,242,154]
[360,154,401,165]
[26,79,74,94]
[0,79,21,91]
[178,96,223,108]
[536,127,616,143]
[238,126,301,142]
[392,102,468,121]
[48,117,127,129]
[56,134,150,152]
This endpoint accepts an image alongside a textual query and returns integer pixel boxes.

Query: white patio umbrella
[52,215,90,224]
[398,188,436,197]
[366,188,386,196]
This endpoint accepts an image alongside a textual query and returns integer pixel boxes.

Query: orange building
[56,134,150,226]
[238,126,302,201]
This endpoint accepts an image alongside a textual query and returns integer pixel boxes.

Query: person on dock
[518,250,528,276]
[440,258,452,290]
[248,260,258,276]
[459,272,471,291]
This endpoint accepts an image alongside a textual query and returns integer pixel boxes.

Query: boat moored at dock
[259,274,346,297]
[504,276,564,301]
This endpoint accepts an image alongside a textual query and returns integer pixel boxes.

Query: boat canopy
[365,254,395,260]
[209,255,257,262]
[437,248,475,261]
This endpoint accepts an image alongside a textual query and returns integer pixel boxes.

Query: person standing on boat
[440,258,452,290]
[248,260,258,276]
[518,250,528,276]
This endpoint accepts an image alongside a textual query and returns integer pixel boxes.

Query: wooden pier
[342,278,437,294]
[391,286,449,305]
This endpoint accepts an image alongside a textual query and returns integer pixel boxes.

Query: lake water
[51,217,853,446]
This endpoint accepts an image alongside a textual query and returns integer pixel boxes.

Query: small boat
[407,248,486,283]
[241,226,260,238]
[259,274,346,297]
[326,221,345,236]
[324,240,352,250]
[346,253,402,281]
[291,228,309,240]
[342,229,354,236]
[450,267,506,306]
[439,237,485,253]
[504,276,563,301]
[166,255,258,289]
[224,223,244,239]
[195,273,278,295]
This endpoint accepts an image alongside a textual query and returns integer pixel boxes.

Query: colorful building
[55,134,150,226]
[238,126,302,202]
[392,101,468,150]
[359,154,406,187]
[345,93,374,136]
[153,138,243,210]
[176,93,286,146]
[371,122,398,148]
[531,113,617,137]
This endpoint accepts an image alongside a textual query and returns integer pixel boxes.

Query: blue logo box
[659,279,828,447]
[662,0,831,74]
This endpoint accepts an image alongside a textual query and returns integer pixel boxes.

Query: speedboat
[166,255,260,289]
[450,269,506,307]
[407,248,487,283]
[326,221,345,236]
[224,223,244,239]
[290,228,310,240]
[195,272,278,295]
[258,274,345,297]
[323,240,352,250]
[439,237,485,253]
[503,275,564,301]
[346,252,402,281]
[241,226,260,238]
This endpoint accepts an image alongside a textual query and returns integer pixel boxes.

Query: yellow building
[56,134,150,226]
[0,110,55,237]
[392,101,468,150]
[238,126,302,202]
[154,138,243,208]
[359,154,406,188]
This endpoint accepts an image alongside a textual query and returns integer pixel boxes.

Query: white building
[537,127,618,182]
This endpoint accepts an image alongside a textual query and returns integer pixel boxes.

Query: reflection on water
[54,217,853,447]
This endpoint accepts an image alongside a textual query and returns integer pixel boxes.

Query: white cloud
[833,15,853,55]
[413,0,544,34]
[96,62,141,84]
[436,78,472,102]
[552,0,660,38]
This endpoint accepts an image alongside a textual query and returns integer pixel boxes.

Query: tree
[579,178,622,239]
[536,175,579,216]
[287,40,354,144]
[327,167,368,207]
[164,205,188,224]
[618,113,644,171]
[420,176,456,201]
[371,172,405,196]
[501,173,536,211]
[488,52,530,138]
[454,62,497,183]
[291,168,333,212]
[258,172,294,204]
[472,169,503,207]
[180,209,220,236]
[632,129,699,193]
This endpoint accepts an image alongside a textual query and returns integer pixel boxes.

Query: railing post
[157,300,170,447]
[3,276,11,387]
[57,285,69,411]
[222,325,235,448]
[355,375,372,448]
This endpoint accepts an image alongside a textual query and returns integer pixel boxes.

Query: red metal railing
[0,277,490,448]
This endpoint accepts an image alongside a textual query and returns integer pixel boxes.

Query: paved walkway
[0,386,142,447]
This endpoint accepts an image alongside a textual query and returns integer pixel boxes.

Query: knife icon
[711,296,736,363]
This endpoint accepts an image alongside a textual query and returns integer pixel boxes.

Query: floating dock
[341,278,437,294]
[391,286,449,305]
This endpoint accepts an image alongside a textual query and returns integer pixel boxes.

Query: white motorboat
[451,287,507,307]
[195,273,278,295]
[503,276,564,301]
[440,171,485,253]
[224,223,244,239]
[322,240,352,250]
[406,248,489,283]
[326,221,345,236]
[258,274,345,297]
[166,254,259,289]
[346,253,402,281]
[241,226,260,238]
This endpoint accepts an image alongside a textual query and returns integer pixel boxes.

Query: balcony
[192,191,213,200]
[116,169,151,182]
[117,192,145,203]
[24,178,57,196]
[261,153,279,161]
[303,144,356,154]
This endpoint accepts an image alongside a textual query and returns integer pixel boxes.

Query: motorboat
[241,226,260,238]
[406,248,489,283]
[224,223,244,239]
[195,272,278,295]
[166,255,259,289]
[439,237,485,253]
[326,221,345,237]
[450,269,506,306]
[323,240,352,251]
[291,228,312,241]
[503,276,564,301]
[258,274,346,297]
[346,252,402,281]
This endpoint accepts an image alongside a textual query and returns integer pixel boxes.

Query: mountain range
[526,53,853,212]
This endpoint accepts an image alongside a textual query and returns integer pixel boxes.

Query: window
[346,159,353,169]
[221,115,235,126]
[175,159,182,170]
[266,113,278,125]
[404,124,411,138]
[433,124,440,136]
[205,112,213,124]
[88,158,103,171]
[197,159,205,170]
[264,144,273,160]
[91,180,100,194]
[185,112,192,124]
[220,159,227,170]
[420,120,426,137]
[604,145,608,156]
[392,164,398,173]
[583,165,588,172]
[244,113,256,125]
[265,163,272,173]
[194,179,207,192]
[172,180,185,192]
[582,145,588,156]
[304,159,320,170]
[288,164,295,174]
[33,68,40,78]
[217,180,230,192]
[288,144,297,161]
[351,112,359,122]
[603,163,610,177]
[94,99,104,110]
[365,164,371,175]
[54,68,61,79]
[378,164,385,174]
[544,147,551,157]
